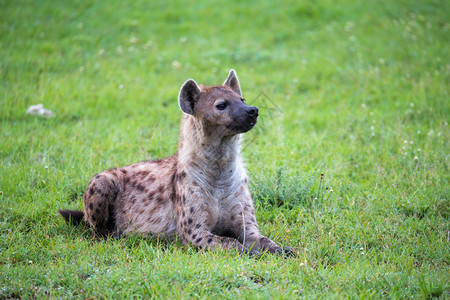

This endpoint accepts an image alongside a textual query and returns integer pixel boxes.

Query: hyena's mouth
[227,118,257,133]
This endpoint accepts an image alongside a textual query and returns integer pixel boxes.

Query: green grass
[1,0,449,298]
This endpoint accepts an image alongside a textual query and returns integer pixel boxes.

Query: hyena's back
[80,155,178,237]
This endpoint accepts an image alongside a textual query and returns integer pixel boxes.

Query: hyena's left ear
[179,79,202,115]
[223,69,242,96]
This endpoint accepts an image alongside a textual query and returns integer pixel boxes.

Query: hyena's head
[178,69,258,136]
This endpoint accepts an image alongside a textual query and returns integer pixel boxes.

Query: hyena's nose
[246,106,258,117]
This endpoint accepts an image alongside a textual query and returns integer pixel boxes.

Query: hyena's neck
[178,115,242,173]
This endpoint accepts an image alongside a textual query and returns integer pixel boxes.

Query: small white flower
[414,156,418,161]
[119,84,124,89]
[98,49,105,56]
[180,37,187,43]
[130,37,138,44]
[172,60,181,69]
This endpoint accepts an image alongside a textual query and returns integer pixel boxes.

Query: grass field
[1,0,449,298]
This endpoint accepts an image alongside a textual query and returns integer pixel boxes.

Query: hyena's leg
[230,202,295,256]
[83,173,119,236]
[181,225,250,254]
[177,206,253,254]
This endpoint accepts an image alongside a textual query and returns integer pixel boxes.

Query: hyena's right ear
[178,79,201,115]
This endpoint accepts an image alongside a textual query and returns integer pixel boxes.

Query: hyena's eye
[216,102,227,110]
[241,98,246,103]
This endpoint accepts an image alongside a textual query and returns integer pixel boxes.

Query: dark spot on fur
[120,169,128,174]
[95,175,100,179]
[244,178,248,184]
[137,170,149,178]
[196,237,202,243]
[89,188,94,196]
[188,218,193,224]
[136,184,146,192]
[190,207,194,213]
[182,211,185,217]
[89,203,93,210]
[124,177,130,184]
[187,229,192,235]
[157,185,164,194]
[195,223,201,229]
[139,209,145,214]
[147,175,155,182]
[230,215,235,221]
[182,195,186,204]
[178,171,186,180]
[192,234,197,239]
[98,203,102,208]
[95,208,100,213]
[207,238,213,244]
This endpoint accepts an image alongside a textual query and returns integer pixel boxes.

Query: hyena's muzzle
[228,102,259,133]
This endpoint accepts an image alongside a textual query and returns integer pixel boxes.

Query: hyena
[59,70,293,255]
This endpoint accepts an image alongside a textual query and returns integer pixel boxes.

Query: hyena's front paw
[259,237,296,257]
[275,246,297,257]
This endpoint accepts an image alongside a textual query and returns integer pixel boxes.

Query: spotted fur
[59,70,293,255]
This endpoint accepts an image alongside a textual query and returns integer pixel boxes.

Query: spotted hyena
[59,70,293,255]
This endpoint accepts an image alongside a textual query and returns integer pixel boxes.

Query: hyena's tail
[58,210,85,226]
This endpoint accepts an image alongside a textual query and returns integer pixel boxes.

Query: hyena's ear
[223,69,242,96]
[179,79,201,115]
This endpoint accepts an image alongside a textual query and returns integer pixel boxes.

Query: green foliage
[1,0,448,298]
